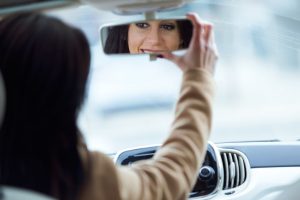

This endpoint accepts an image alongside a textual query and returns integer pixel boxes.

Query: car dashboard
[114,141,300,200]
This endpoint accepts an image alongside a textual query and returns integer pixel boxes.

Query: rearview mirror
[100,18,193,55]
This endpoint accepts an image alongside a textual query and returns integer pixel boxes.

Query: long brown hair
[0,12,91,200]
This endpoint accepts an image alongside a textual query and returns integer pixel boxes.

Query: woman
[0,12,218,200]
[0,12,90,199]
[104,19,192,54]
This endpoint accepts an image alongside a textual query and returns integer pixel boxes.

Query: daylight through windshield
[48,0,300,153]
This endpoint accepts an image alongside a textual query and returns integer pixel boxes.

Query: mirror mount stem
[149,54,157,61]
[144,11,156,21]
[145,12,157,61]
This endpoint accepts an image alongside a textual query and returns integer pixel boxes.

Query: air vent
[221,151,248,190]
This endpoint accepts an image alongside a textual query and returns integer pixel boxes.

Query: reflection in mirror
[101,19,193,55]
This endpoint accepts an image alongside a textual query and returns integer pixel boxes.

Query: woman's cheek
[128,27,143,53]
[163,32,181,50]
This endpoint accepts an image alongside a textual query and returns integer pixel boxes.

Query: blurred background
[47,0,300,153]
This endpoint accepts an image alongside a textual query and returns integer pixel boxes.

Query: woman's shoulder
[82,149,117,177]
[79,150,122,200]
[91,151,115,169]
[78,135,116,172]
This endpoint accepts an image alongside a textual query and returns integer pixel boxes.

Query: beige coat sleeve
[79,68,215,200]
[116,69,215,200]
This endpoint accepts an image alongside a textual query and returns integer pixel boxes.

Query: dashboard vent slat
[233,154,240,187]
[222,152,229,189]
[239,156,246,183]
[221,151,248,190]
[228,153,235,189]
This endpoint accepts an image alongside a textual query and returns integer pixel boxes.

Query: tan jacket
[79,69,215,200]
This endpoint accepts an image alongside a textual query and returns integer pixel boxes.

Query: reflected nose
[145,28,162,45]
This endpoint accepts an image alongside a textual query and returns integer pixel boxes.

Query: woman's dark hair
[103,19,193,54]
[104,25,129,54]
[177,19,193,49]
[0,12,91,200]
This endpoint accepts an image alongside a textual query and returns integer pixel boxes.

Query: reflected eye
[160,24,176,31]
[135,23,150,29]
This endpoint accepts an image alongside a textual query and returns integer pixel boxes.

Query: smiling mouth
[140,49,167,54]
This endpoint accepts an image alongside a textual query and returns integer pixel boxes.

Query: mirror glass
[101,18,193,55]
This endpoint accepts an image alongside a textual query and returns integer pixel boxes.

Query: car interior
[0,0,300,199]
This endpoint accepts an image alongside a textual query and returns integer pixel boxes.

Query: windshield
[48,0,300,153]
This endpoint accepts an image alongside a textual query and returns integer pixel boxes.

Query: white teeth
[140,49,164,54]
[142,49,156,54]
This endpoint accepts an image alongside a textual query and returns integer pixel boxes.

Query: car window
[47,0,300,153]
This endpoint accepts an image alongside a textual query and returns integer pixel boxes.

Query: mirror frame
[99,16,191,60]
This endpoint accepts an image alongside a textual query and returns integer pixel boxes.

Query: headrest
[0,186,54,200]
[0,71,5,127]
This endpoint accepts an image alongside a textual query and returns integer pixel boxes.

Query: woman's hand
[161,13,219,75]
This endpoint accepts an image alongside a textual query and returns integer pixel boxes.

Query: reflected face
[128,20,181,54]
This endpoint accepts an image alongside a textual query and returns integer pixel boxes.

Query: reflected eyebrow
[134,21,149,24]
